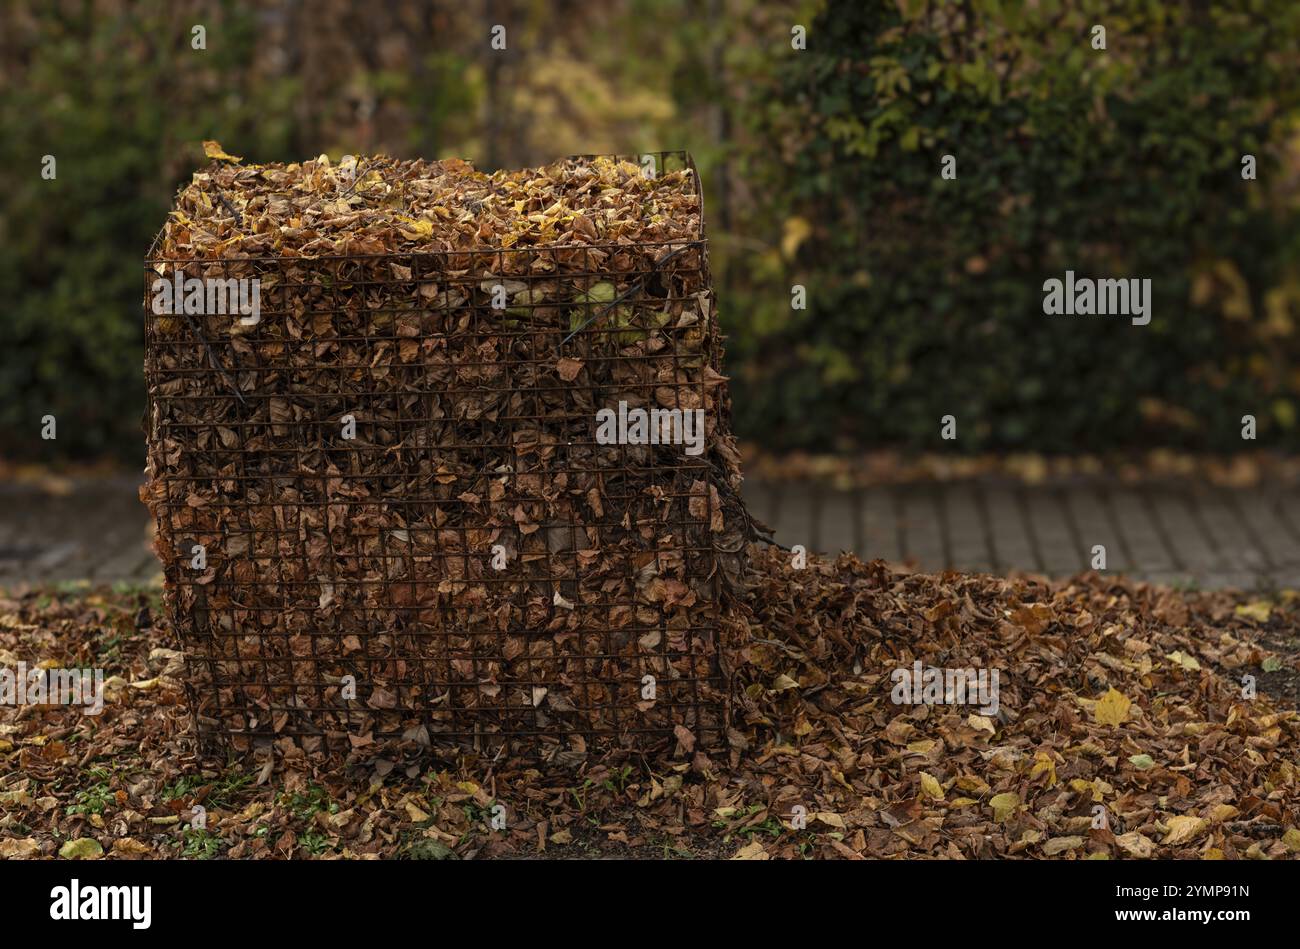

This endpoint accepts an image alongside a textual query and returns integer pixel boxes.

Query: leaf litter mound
[2,549,1299,860]
[164,146,702,258]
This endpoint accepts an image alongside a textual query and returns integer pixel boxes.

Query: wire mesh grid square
[142,152,734,758]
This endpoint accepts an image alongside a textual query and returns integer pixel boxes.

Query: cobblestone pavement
[747,478,1300,590]
[3,474,1299,590]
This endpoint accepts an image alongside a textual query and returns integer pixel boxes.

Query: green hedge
[0,2,473,463]
[726,0,1300,453]
[0,3,295,461]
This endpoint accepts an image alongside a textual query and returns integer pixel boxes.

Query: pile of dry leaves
[143,150,745,752]
[2,547,1297,860]
[161,146,702,258]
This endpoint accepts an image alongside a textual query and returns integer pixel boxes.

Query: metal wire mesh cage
[141,151,746,761]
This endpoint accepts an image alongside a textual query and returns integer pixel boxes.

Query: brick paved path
[0,475,159,587]
[748,478,1300,590]
[3,474,1300,590]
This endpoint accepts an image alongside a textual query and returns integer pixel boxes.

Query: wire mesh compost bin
[142,150,746,760]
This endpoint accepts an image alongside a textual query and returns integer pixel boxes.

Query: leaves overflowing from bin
[162,148,701,259]
[143,152,745,753]
[2,555,1298,859]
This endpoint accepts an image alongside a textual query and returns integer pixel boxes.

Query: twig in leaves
[178,311,246,406]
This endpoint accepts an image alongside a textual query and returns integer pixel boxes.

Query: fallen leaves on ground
[1,547,1298,860]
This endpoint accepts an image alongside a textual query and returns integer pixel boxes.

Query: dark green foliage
[728,0,1300,453]
[0,3,296,460]
[0,2,474,462]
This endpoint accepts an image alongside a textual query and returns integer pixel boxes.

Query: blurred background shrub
[2,0,1298,462]
[730,0,1300,453]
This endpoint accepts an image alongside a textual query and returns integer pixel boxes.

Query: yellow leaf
[1274,399,1296,430]
[1165,650,1201,671]
[967,714,995,735]
[731,839,770,860]
[202,140,243,163]
[112,838,152,855]
[0,837,39,858]
[781,216,812,260]
[1163,815,1209,845]
[1264,285,1295,336]
[814,811,845,829]
[397,217,434,240]
[1043,836,1084,855]
[919,772,945,801]
[1282,828,1300,853]
[59,837,103,860]
[771,673,800,691]
[1213,258,1252,320]
[1094,687,1132,726]
[1210,804,1239,823]
[990,792,1020,822]
[1235,601,1272,622]
[1029,751,1058,787]
[1116,832,1155,858]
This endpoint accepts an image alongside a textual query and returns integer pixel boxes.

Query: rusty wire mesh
[142,152,742,760]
